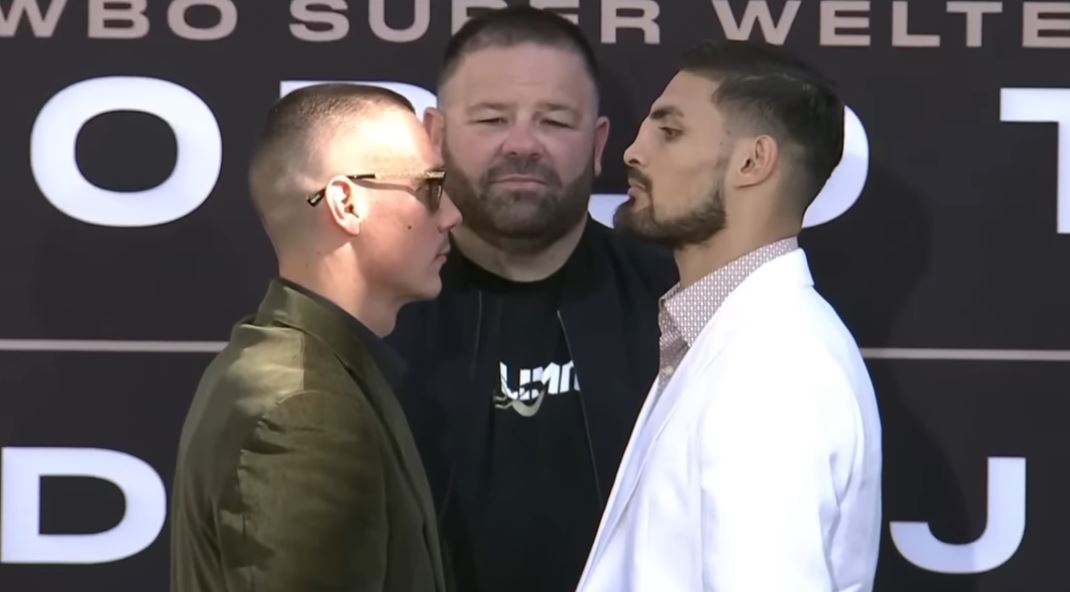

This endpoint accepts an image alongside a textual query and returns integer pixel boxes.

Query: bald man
[170,83,461,592]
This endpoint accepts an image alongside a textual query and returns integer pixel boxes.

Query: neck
[674,217,798,288]
[278,254,399,337]
[451,217,587,282]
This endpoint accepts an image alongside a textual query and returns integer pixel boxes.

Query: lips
[627,177,650,196]
[492,175,546,185]
[626,167,652,193]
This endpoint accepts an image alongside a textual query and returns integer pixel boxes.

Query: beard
[442,143,593,254]
[614,163,728,250]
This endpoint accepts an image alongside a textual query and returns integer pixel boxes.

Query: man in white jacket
[577,40,883,592]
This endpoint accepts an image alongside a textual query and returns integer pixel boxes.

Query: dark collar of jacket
[259,278,407,391]
[391,217,677,511]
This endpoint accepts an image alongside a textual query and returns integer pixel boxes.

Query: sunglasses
[306,170,446,211]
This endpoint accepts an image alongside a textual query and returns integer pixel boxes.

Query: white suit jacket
[577,250,882,592]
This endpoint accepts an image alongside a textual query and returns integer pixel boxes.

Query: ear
[424,107,446,152]
[592,115,611,177]
[732,135,778,189]
[322,176,363,236]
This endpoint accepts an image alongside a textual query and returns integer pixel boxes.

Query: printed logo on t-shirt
[495,361,580,417]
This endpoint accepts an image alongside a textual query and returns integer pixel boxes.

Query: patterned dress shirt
[655,237,800,395]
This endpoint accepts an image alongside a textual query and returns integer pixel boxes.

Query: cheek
[446,128,496,172]
[399,211,444,262]
[650,151,719,215]
[364,204,435,259]
[543,134,594,177]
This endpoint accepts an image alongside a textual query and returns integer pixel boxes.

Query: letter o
[30,76,222,227]
[803,106,869,228]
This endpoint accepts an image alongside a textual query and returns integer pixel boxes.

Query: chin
[414,277,443,301]
[614,203,647,230]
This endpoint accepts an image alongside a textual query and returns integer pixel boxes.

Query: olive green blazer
[170,280,445,592]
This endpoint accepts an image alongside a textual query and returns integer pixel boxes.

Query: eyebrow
[649,105,684,121]
[406,165,445,176]
[467,101,509,112]
[466,101,580,115]
[536,101,580,114]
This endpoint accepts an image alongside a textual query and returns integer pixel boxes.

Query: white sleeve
[698,347,859,592]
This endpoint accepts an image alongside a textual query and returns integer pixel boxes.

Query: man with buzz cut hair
[388,6,677,592]
[170,82,461,592]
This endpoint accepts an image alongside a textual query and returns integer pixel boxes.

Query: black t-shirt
[455,257,601,592]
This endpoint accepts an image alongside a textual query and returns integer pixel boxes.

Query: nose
[623,135,644,168]
[500,121,542,159]
[435,191,463,232]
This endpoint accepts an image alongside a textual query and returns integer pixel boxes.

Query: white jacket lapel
[586,250,815,572]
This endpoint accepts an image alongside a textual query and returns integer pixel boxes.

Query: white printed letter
[891,457,1026,574]
[290,0,349,42]
[0,0,68,37]
[1023,2,1070,48]
[892,1,940,46]
[30,77,222,227]
[820,1,871,46]
[167,0,237,41]
[1,448,167,564]
[88,0,148,39]
[711,0,800,44]
[369,0,429,43]
[1001,88,1070,233]
[601,0,660,44]
[947,1,1002,48]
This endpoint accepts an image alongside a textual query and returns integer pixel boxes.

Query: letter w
[0,0,67,37]
[711,0,800,44]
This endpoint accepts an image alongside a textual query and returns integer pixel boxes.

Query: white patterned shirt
[656,237,799,393]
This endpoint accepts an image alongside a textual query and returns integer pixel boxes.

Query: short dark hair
[438,6,600,97]
[680,40,844,208]
[248,83,415,244]
[252,83,413,164]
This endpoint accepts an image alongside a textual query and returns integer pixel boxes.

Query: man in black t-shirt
[460,259,599,592]
[387,7,678,592]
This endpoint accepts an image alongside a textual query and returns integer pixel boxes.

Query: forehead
[447,43,597,108]
[649,71,722,124]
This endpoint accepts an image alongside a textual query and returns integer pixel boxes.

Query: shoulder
[242,389,384,461]
[218,324,359,400]
[715,282,866,383]
[186,323,371,447]
[690,329,868,461]
[175,355,379,502]
[692,287,871,433]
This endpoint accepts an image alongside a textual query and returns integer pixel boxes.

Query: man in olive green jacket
[170,83,462,592]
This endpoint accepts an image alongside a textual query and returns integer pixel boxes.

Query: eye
[660,127,681,140]
[543,119,571,128]
[412,177,444,211]
[475,117,506,125]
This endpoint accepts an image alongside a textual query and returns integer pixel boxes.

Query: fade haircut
[438,5,600,101]
[247,83,414,247]
[680,40,844,209]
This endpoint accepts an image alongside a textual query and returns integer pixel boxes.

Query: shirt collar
[661,237,799,346]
